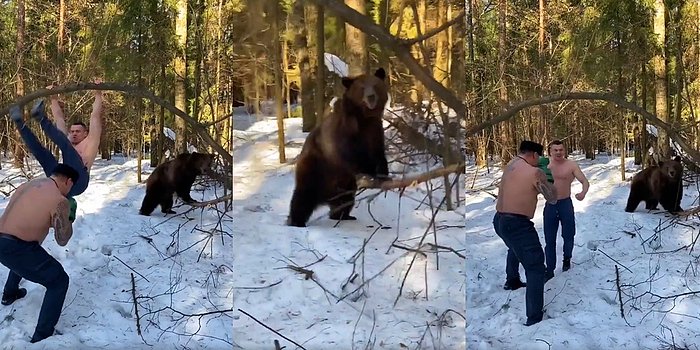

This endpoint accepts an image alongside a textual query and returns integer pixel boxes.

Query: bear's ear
[673,156,682,162]
[374,68,386,81]
[341,77,354,89]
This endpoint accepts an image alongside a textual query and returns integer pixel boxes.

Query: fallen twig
[131,273,142,336]
[615,265,625,320]
[237,309,307,350]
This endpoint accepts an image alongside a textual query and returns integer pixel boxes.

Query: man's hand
[575,192,586,201]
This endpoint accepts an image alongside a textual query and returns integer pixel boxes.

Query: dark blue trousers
[543,197,576,274]
[492,212,545,323]
[0,234,69,341]
[13,114,89,197]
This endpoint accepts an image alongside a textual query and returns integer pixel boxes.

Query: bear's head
[659,156,683,181]
[341,68,389,118]
[188,152,215,175]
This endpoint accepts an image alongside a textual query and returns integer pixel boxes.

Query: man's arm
[573,163,590,197]
[51,198,73,246]
[47,85,68,135]
[535,169,558,204]
[84,90,104,160]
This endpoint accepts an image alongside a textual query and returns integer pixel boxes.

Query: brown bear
[625,156,684,214]
[139,152,214,216]
[287,68,390,227]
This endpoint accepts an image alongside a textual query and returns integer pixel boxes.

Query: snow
[466,153,700,350]
[0,156,232,349]
[233,111,466,349]
[323,53,349,77]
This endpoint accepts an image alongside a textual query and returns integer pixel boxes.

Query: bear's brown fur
[139,152,214,216]
[287,68,390,227]
[625,156,684,214]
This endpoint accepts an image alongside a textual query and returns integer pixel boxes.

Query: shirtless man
[10,81,103,198]
[543,140,590,280]
[0,163,78,343]
[493,140,558,326]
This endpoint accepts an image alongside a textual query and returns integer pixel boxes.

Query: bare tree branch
[0,82,232,164]
[356,164,464,191]
[466,91,700,163]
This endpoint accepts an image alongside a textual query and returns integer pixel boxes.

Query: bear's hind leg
[160,194,176,214]
[645,198,659,210]
[328,190,357,221]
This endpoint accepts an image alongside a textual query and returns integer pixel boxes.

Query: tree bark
[174,0,188,154]
[345,0,368,75]
[13,0,26,168]
[653,0,670,158]
[315,4,325,127]
[269,0,286,163]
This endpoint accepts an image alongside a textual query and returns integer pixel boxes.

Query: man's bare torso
[496,157,539,218]
[549,159,577,199]
[73,140,97,170]
[0,178,63,243]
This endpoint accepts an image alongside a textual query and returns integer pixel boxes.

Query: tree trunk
[497,0,511,167]
[295,3,315,131]
[269,0,286,163]
[315,4,325,127]
[13,0,26,169]
[345,0,368,75]
[653,0,670,158]
[174,0,188,154]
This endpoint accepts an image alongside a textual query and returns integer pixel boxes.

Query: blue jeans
[492,212,545,323]
[14,117,89,197]
[543,197,576,273]
[0,234,69,341]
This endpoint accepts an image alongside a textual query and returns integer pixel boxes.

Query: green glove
[538,157,554,183]
[67,197,77,222]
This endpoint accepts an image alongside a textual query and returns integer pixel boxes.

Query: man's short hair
[52,163,79,183]
[548,139,564,152]
[71,121,88,130]
[519,140,544,156]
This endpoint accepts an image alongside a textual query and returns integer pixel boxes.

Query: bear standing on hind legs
[287,68,390,227]
[139,152,214,216]
[625,156,684,214]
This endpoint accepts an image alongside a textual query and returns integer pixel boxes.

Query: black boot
[545,270,554,282]
[562,258,571,272]
[1,288,27,306]
[503,279,526,291]
[30,100,47,121]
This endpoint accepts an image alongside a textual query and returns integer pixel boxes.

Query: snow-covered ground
[0,156,232,349]
[466,153,700,350]
[233,109,466,349]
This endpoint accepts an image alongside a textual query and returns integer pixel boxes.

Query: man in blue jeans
[493,140,558,326]
[542,140,590,281]
[0,163,78,343]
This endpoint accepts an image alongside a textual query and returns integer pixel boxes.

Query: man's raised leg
[9,105,58,176]
[31,101,89,196]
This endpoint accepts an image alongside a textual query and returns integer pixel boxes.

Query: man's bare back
[0,178,71,245]
[497,157,558,218]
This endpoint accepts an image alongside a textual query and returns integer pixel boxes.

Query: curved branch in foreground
[466,92,700,164]
[1,82,232,164]
[356,163,465,191]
